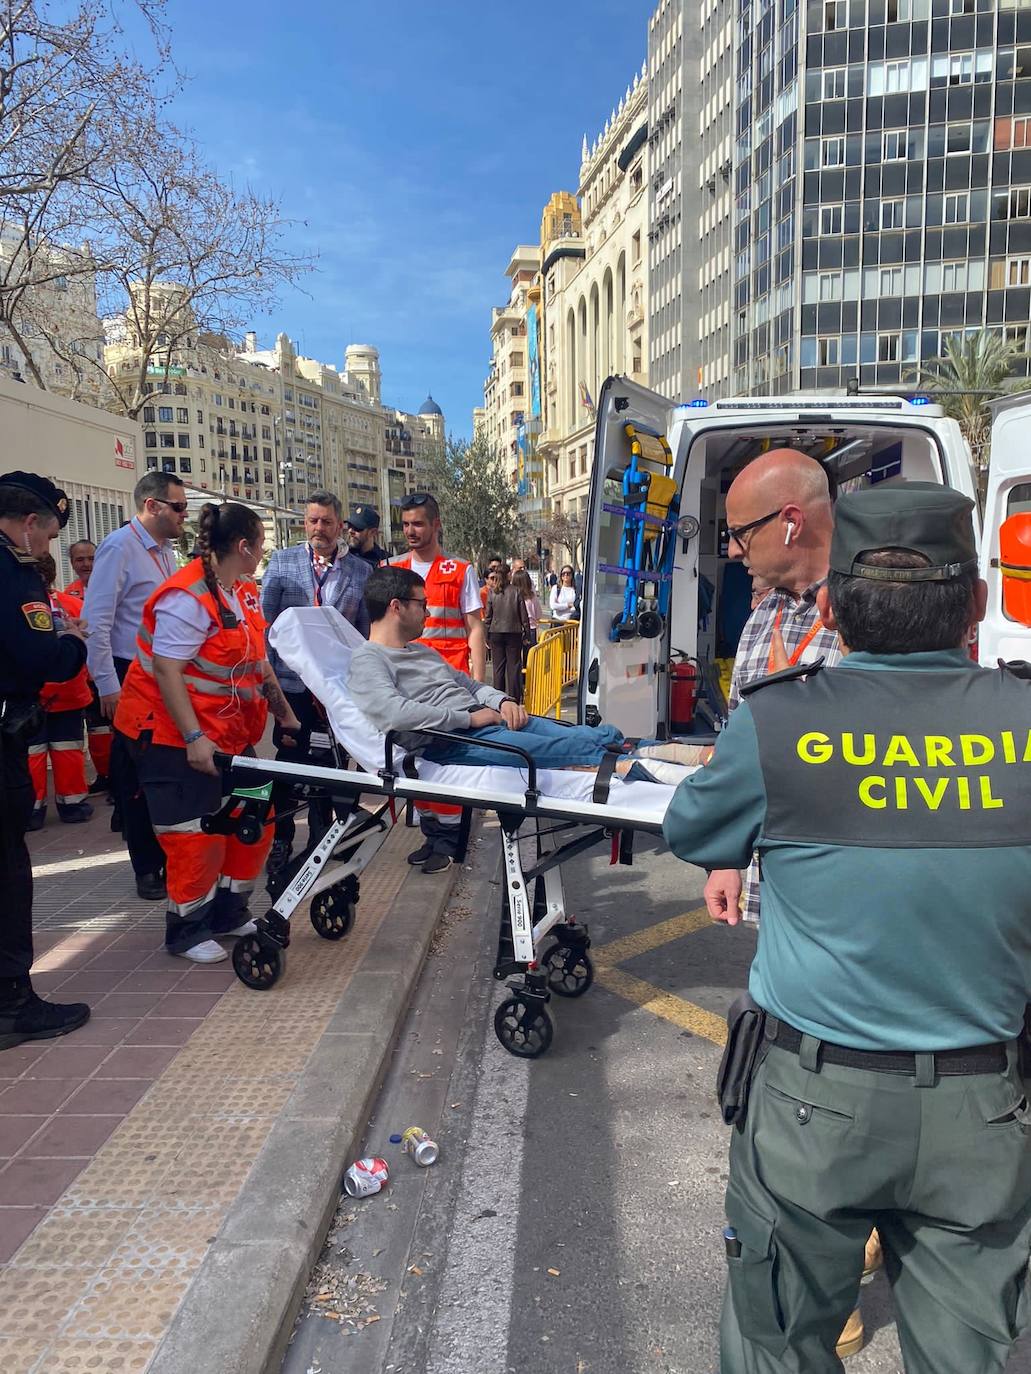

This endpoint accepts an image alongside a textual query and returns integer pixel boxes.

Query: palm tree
[912,330,1031,487]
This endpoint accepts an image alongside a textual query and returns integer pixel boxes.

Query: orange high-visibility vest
[64,578,86,601]
[115,560,268,755]
[39,590,92,713]
[391,553,473,673]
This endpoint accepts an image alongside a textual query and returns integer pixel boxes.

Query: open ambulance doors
[578,375,981,740]
[981,395,1031,664]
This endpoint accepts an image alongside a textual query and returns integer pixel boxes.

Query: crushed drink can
[401,1126,439,1167]
[343,1156,389,1197]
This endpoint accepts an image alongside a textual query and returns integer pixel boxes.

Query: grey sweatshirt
[348,640,508,746]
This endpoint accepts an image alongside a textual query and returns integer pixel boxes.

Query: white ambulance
[577,378,1031,738]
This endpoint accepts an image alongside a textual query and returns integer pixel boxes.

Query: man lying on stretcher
[348,567,701,785]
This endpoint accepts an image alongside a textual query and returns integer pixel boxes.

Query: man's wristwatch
[183,728,206,744]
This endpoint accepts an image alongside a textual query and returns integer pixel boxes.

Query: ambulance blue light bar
[688,398,709,407]
[910,394,931,405]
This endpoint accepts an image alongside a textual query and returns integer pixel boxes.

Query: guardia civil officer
[0,472,91,1049]
[663,482,1031,1374]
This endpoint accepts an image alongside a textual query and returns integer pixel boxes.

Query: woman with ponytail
[115,504,300,962]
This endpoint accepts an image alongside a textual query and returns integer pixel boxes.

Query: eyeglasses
[725,508,782,547]
[153,498,189,514]
[400,492,432,510]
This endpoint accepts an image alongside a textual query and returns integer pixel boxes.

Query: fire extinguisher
[668,651,699,733]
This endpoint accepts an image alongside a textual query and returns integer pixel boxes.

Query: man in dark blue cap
[345,504,389,568]
[0,471,92,1048]
[663,481,1031,1373]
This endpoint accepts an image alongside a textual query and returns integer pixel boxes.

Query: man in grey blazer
[261,490,371,870]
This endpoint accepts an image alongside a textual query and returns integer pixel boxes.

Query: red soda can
[343,1156,389,1198]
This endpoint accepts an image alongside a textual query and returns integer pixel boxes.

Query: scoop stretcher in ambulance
[207,607,692,1059]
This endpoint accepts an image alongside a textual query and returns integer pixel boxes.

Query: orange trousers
[27,708,87,805]
[156,815,273,955]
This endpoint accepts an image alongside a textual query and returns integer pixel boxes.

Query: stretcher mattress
[268,607,689,827]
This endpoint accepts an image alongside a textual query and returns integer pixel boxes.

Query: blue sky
[146,0,651,437]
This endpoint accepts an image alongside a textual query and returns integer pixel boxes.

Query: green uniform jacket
[662,649,1031,1052]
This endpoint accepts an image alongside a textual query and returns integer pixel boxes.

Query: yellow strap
[1000,562,1031,581]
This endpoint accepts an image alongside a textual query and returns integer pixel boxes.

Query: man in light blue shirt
[83,472,187,899]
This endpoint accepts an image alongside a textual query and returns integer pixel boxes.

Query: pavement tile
[0,1044,49,1077]
[47,971,123,997]
[66,1017,140,1047]
[38,1336,159,1372]
[0,1116,46,1159]
[90,992,164,1020]
[0,1265,93,1338]
[20,1114,122,1159]
[111,970,186,996]
[27,1044,113,1079]
[83,950,152,974]
[0,1335,49,1374]
[124,1017,202,1047]
[151,991,228,1018]
[96,1046,181,1079]
[65,1264,193,1340]
[10,1205,139,1270]
[65,1078,153,1116]
[0,1156,87,1206]
[0,1208,48,1264]
[0,1079,81,1115]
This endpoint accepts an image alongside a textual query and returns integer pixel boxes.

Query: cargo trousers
[720,1038,1031,1374]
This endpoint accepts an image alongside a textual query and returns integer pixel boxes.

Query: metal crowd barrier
[524,621,580,719]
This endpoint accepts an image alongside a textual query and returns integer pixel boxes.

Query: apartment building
[482,245,540,480]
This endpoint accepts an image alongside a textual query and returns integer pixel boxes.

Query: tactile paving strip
[2,822,412,1374]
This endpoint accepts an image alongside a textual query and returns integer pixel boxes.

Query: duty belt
[767,1017,1008,1076]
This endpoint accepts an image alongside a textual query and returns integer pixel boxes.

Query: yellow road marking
[594,966,727,1046]
[592,906,710,965]
[591,905,728,1048]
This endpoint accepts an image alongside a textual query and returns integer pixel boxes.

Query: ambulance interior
[582,397,963,742]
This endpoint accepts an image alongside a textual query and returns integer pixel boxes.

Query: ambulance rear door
[980,395,1031,663]
[577,376,676,735]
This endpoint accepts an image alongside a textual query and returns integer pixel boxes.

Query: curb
[146,853,464,1374]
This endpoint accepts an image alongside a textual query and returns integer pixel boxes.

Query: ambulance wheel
[233,935,284,989]
[310,886,355,941]
[236,814,264,846]
[541,942,594,998]
[494,997,553,1059]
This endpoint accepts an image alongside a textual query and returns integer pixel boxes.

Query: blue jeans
[424,717,625,770]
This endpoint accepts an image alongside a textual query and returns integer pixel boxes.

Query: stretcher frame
[209,729,664,1058]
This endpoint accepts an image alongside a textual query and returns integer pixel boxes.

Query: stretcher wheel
[232,934,285,989]
[541,943,594,998]
[310,887,355,941]
[636,609,664,639]
[494,997,553,1058]
[236,814,264,846]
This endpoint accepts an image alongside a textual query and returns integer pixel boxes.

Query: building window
[946,123,972,155]
[179,456,192,474]
[930,52,993,87]
[880,267,903,295]
[944,192,969,223]
[196,409,204,424]
[143,405,155,423]
[883,131,909,161]
[820,204,843,234]
[177,432,191,448]
[877,333,900,362]
[819,271,843,301]
[176,407,189,424]
[881,198,905,229]
[159,432,175,448]
[214,393,223,406]
[632,230,642,263]
[818,337,840,365]
[824,0,846,29]
[157,406,172,423]
[198,434,204,448]
[144,431,156,448]
[997,256,1031,286]
[822,67,846,100]
[1003,187,1031,219]
[822,136,845,167]
[630,162,643,193]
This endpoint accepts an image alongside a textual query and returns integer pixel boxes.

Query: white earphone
[784,521,796,546]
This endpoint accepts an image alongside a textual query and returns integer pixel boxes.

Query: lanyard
[130,520,175,579]
[309,545,337,607]
[767,603,822,672]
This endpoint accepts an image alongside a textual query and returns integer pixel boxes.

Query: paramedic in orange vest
[62,539,112,795]
[26,553,94,829]
[115,503,301,963]
[390,491,486,873]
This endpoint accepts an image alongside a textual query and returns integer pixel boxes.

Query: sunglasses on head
[153,498,189,514]
[400,492,432,510]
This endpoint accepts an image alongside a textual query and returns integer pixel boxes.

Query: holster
[717,990,767,1127]
[0,699,42,740]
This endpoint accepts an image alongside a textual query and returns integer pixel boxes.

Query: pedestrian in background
[549,565,578,623]
[664,482,1031,1374]
[0,471,91,1049]
[26,554,93,828]
[483,564,530,703]
[83,472,187,901]
[511,568,541,665]
[116,503,301,962]
[63,539,112,796]
[261,490,371,874]
[345,505,389,569]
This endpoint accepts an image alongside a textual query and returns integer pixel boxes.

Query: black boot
[0,977,90,1051]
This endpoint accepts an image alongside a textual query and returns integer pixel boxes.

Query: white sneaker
[175,940,229,963]
[221,920,257,938]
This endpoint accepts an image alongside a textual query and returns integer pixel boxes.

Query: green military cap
[830,480,978,583]
[0,469,70,528]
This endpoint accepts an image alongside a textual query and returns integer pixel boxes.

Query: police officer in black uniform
[0,472,91,1050]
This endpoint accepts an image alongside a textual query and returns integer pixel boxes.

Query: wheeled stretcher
[208,607,693,1058]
